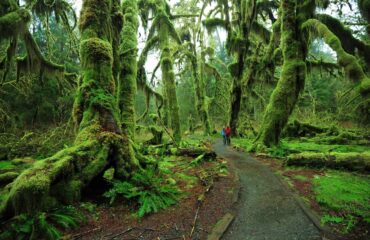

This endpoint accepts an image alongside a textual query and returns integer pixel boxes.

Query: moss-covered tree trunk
[191,33,211,135]
[253,0,306,149]
[227,0,257,136]
[159,18,181,142]
[229,51,245,136]
[0,0,138,218]
[118,0,138,140]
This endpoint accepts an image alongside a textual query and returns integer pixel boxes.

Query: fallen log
[283,120,327,138]
[285,152,370,172]
[176,147,217,159]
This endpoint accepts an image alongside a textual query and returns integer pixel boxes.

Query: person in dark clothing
[221,127,227,145]
[225,126,231,145]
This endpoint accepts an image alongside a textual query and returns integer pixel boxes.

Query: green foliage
[104,167,181,218]
[268,146,289,158]
[0,123,75,160]
[0,206,83,240]
[0,161,14,170]
[190,153,206,166]
[321,214,344,224]
[314,172,370,232]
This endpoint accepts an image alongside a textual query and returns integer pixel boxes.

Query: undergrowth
[104,167,181,218]
[0,123,75,160]
[313,172,370,233]
[0,206,83,240]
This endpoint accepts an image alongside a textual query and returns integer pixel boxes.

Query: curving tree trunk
[252,0,307,149]
[0,0,138,219]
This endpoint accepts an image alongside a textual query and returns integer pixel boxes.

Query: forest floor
[62,137,238,240]
[1,132,369,239]
[213,141,321,240]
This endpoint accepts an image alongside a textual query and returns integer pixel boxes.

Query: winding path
[213,141,322,240]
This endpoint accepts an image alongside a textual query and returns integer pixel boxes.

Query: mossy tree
[174,0,212,136]
[252,0,370,149]
[0,0,139,219]
[138,0,182,142]
[203,0,259,136]
[118,0,139,140]
[0,0,73,84]
[252,0,312,149]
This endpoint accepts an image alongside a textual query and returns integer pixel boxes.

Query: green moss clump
[202,18,226,32]
[80,38,113,66]
[0,8,31,40]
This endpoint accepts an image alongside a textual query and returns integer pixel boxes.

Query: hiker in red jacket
[225,126,231,145]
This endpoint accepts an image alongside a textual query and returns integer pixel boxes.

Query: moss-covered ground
[314,171,369,233]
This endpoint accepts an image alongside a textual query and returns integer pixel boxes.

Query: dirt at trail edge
[213,141,321,240]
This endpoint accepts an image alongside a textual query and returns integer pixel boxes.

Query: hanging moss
[202,18,227,32]
[256,8,281,85]
[252,0,307,149]
[315,14,370,67]
[0,8,31,40]
[251,22,271,44]
[144,0,182,142]
[302,19,370,97]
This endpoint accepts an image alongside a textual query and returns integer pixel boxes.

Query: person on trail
[225,126,231,145]
[221,127,227,145]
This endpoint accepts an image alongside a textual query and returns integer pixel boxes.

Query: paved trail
[213,141,322,240]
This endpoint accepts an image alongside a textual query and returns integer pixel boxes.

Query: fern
[104,168,181,218]
[0,206,83,240]
[32,212,62,240]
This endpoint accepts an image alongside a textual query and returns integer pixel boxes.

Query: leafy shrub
[104,168,181,218]
[0,206,83,240]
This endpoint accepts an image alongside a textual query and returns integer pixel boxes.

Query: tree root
[0,131,133,219]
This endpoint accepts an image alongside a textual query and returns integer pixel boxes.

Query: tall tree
[138,0,182,141]
[204,0,258,136]
[252,0,307,149]
[1,0,139,218]
[118,0,139,140]
[252,0,370,149]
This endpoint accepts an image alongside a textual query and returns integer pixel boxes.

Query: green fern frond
[0,207,82,240]
[104,167,181,218]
